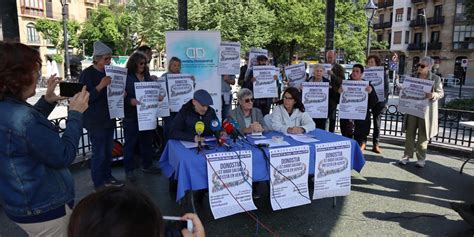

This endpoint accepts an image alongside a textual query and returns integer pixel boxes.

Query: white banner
[285,63,306,88]
[156,77,170,118]
[364,66,385,101]
[105,65,127,119]
[167,74,194,112]
[206,150,256,219]
[302,82,329,118]
[398,76,433,119]
[165,31,221,117]
[253,65,278,99]
[313,140,351,199]
[218,41,241,75]
[247,48,268,76]
[269,145,311,211]
[339,80,369,120]
[135,82,160,131]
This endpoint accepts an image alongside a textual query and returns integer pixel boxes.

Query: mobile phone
[163,216,193,234]
[59,82,83,97]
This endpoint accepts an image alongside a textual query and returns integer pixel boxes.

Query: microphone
[222,119,239,143]
[195,121,205,152]
[227,116,247,140]
[210,119,225,146]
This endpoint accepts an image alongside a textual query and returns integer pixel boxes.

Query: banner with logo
[269,145,311,211]
[364,66,385,101]
[218,41,240,75]
[156,77,170,117]
[302,82,329,118]
[135,82,160,131]
[105,65,127,119]
[253,65,278,99]
[166,31,221,117]
[313,141,351,199]
[285,63,306,88]
[398,76,433,119]
[339,80,369,120]
[167,74,194,112]
[206,150,256,219]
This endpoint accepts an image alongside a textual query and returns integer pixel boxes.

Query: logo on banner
[400,88,425,100]
[186,48,205,59]
[170,81,193,97]
[317,156,348,178]
[341,89,367,103]
[220,49,239,61]
[211,169,250,193]
[273,162,307,186]
[304,88,327,104]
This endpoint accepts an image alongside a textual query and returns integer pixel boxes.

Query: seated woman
[270,87,315,134]
[229,88,269,134]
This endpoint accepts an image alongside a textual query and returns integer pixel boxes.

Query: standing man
[237,53,249,87]
[221,74,235,120]
[326,50,345,133]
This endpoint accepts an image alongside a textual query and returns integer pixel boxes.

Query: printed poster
[285,63,306,88]
[156,77,170,117]
[302,82,329,118]
[206,150,256,219]
[218,41,241,75]
[338,80,369,120]
[398,76,433,119]
[253,65,278,99]
[167,74,194,112]
[269,145,311,210]
[135,82,160,131]
[313,141,351,199]
[105,65,127,119]
[364,66,385,101]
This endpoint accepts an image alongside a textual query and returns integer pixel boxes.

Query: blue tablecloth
[159,129,365,201]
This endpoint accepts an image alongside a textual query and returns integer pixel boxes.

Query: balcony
[376,0,393,9]
[427,16,444,25]
[410,18,425,27]
[407,42,442,51]
[373,22,392,30]
[411,0,426,4]
[453,42,474,50]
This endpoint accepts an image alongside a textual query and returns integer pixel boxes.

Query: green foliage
[51,54,63,63]
[35,19,81,51]
[444,98,474,111]
[466,1,474,23]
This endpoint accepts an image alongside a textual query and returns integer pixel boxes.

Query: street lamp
[418,9,428,57]
[365,0,377,57]
[60,0,70,80]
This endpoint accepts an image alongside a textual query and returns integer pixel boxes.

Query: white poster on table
[218,41,241,75]
[313,140,351,199]
[302,82,329,119]
[246,48,268,76]
[253,65,277,99]
[364,66,385,101]
[206,150,256,219]
[105,65,127,119]
[167,74,194,112]
[285,63,306,88]
[156,77,170,118]
[269,145,311,211]
[339,80,369,120]
[135,82,160,131]
[398,76,433,119]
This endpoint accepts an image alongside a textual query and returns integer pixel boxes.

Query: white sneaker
[398,155,410,165]
[415,160,425,168]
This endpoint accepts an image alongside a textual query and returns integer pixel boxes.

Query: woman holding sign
[399,57,444,168]
[306,64,330,130]
[123,53,162,182]
[269,87,315,134]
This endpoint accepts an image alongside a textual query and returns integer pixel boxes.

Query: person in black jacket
[169,89,222,142]
[339,64,378,150]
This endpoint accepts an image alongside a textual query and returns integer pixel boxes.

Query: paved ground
[1,141,473,237]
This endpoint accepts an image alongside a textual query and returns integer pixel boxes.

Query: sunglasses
[418,64,427,69]
[244,98,254,103]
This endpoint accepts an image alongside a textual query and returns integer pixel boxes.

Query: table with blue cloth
[159,129,365,201]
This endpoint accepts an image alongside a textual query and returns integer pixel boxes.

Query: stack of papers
[284,133,319,143]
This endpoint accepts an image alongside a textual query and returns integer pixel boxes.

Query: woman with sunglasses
[399,57,444,168]
[229,88,269,134]
[270,87,315,134]
[80,41,124,189]
[123,52,162,182]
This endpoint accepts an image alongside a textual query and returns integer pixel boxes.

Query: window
[407,7,411,21]
[453,25,474,49]
[26,23,40,43]
[21,0,44,16]
[414,32,422,44]
[417,8,424,21]
[46,0,53,18]
[434,5,442,19]
[405,31,410,44]
[379,14,384,24]
[394,31,402,44]
[377,34,383,42]
[86,8,93,19]
[431,31,440,43]
[395,8,403,22]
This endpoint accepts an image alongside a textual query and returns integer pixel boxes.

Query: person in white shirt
[270,87,315,134]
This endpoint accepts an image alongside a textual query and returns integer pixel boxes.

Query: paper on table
[284,133,319,143]
[180,140,206,149]
[204,136,217,142]
[253,139,290,147]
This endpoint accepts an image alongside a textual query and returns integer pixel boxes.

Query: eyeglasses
[244,98,254,103]
[418,64,427,69]
[283,96,294,100]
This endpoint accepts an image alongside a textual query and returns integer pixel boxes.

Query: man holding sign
[399,57,444,168]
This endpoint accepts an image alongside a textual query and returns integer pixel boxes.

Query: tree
[35,19,81,62]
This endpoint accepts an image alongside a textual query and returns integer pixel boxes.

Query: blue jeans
[88,127,114,188]
[123,120,154,172]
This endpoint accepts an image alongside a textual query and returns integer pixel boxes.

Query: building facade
[372,0,474,86]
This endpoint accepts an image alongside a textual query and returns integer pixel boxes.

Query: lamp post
[60,0,70,80]
[365,0,377,57]
[419,9,428,57]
